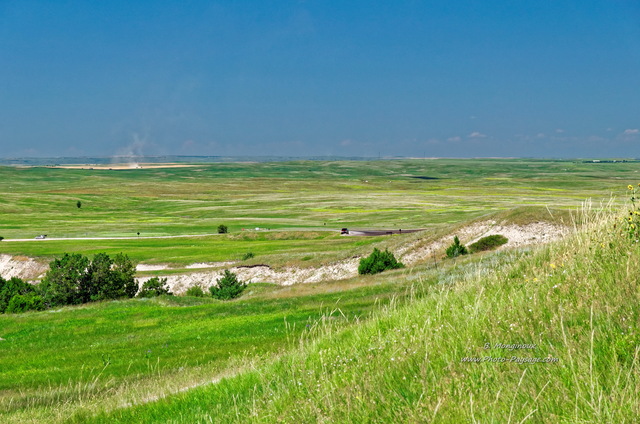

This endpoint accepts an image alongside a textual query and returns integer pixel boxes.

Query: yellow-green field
[0,158,632,266]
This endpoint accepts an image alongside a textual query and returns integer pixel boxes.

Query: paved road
[2,233,221,242]
[345,229,424,236]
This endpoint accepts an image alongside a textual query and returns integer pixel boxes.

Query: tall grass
[83,201,639,423]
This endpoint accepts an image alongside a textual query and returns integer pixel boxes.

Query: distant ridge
[0,155,374,166]
[2,156,639,166]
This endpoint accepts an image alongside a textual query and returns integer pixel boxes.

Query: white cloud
[468,132,487,138]
[623,129,639,135]
[447,136,461,142]
[555,128,565,133]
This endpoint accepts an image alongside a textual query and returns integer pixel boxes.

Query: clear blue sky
[1,1,638,158]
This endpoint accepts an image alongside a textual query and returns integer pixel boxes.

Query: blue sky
[1,0,639,158]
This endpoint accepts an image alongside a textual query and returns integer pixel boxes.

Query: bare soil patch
[0,254,49,280]
[398,221,567,266]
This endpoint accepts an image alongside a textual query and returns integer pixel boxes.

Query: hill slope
[80,204,640,423]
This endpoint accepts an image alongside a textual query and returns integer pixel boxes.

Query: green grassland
[1,159,640,422]
[0,158,634,266]
[0,232,384,268]
[0,267,433,423]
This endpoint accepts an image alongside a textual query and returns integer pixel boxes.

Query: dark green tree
[40,253,89,307]
[76,200,82,209]
[40,252,138,306]
[217,224,228,234]
[97,253,138,300]
[80,252,112,302]
[210,270,246,300]
[137,277,172,298]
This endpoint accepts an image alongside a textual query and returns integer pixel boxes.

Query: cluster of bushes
[446,234,509,258]
[1,250,254,314]
[39,252,137,306]
[0,252,138,314]
[358,248,404,275]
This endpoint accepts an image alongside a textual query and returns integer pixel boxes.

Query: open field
[1,159,640,422]
[0,158,633,267]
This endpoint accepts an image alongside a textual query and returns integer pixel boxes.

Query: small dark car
[341,228,349,234]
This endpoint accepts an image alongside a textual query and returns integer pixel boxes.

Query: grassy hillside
[74,203,640,423]
[0,267,433,423]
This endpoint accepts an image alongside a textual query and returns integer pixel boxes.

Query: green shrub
[217,224,228,234]
[0,276,36,313]
[0,236,4,241]
[137,277,172,298]
[469,234,508,253]
[6,293,44,313]
[242,252,255,260]
[446,236,468,258]
[358,248,404,275]
[210,270,246,300]
[185,285,205,297]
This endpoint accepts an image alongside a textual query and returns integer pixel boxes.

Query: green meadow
[0,158,633,265]
[1,159,639,422]
[0,270,429,423]
[0,232,384,268]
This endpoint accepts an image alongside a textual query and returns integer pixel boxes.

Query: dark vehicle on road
[341,228,349,234]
